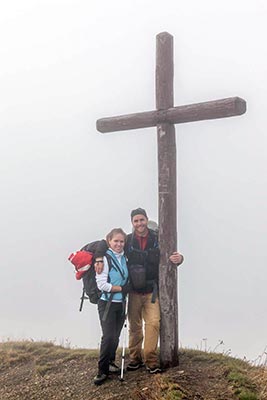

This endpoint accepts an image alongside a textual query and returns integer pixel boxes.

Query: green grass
[180,348,261,400]
[163,385,185,400]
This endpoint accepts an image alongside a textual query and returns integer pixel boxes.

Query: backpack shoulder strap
[105,253,125,279]
[148,229,159,248]
[105,253,113,270]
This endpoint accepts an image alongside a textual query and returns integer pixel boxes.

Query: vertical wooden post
[157,32,179,367]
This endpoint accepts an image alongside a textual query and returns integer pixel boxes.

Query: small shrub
[238,391,258,400]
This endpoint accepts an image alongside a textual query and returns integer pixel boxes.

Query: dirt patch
[0,343,266,400]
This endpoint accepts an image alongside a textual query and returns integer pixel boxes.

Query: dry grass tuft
[0,340,98,376]
[248,367,267,400]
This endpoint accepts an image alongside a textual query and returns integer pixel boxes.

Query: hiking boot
[127,361,144,371]
[93,373,108,385]
[146,366,162,374]
[109,362,121,374]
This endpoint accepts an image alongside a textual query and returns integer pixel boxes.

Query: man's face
[132,214,148,236]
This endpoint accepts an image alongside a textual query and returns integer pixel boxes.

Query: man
[125,208,183,374]
[95,207,183,374]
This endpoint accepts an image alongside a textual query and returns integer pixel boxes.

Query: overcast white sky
[0,0,266,361]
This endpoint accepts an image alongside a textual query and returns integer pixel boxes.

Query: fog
[0,0,266,361]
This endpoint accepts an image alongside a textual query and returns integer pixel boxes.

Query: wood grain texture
[156,32,178,368]
[96,97,246,133]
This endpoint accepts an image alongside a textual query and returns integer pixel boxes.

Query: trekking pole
[119,296,128,382]
[79,288,86,312]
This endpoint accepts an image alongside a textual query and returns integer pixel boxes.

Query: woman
[93,228,129,385]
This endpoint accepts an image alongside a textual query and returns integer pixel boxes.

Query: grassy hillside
[0,341,266,400]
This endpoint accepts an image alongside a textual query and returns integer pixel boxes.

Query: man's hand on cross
[169,252,184,266]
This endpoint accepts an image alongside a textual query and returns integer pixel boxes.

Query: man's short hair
[131,207,148,220]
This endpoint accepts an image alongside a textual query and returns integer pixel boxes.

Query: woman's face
[108,233,125,253]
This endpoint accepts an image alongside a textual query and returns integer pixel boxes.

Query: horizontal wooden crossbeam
[96,96,246,133]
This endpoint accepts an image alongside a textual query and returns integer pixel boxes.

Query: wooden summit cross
[96,32,246,368]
